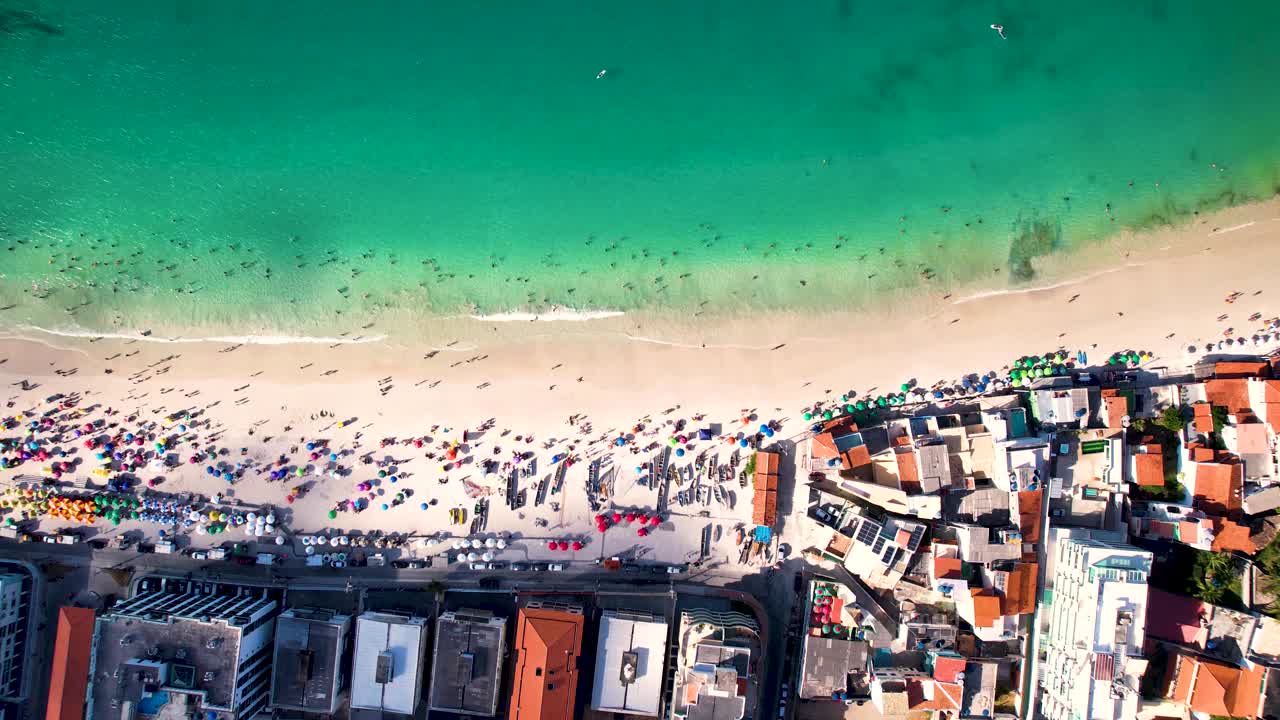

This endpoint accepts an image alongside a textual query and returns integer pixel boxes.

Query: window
[535,668,542,677]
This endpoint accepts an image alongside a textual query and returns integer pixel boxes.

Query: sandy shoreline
[2,197,1279,566]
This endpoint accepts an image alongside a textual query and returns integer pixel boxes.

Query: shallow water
[2,1,1278,336]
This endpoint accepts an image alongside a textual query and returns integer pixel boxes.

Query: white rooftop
[351,612,429,714]
[591,611,669,717]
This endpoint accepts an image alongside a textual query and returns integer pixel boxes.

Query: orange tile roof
[1000,563,1038,616]
[841,444,872,471]
[1017,490,1042,543]
[969,588,1002,629]
[1211,517,1258,554]
[1205,379,1253,414]
[1184,653,1265,717]
[811,432,840,459]
[1165,652,1196,705]
[1192,403,1215,435]
[934,556,964,581]
[1193,461,1243,515]
[895,449,921,494]
[819,417,858,433]
[906,678,963,711]
[1189,443,1216,462]
[45,607,95,720]
[1179,520,1201,544]
[1134,452,1165,487]
[1265,379,1280,403]
[511,607,584,720]
[1214,361,1269,379]
[1102,393,1129,428]
[932,655,967,684]
[756,451,780,476]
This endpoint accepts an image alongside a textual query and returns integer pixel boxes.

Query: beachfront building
[1029,378,1091,430]
[352,611,429,716]
[0,571,31,702]
[429,608,507,717]
[45,607,95,720]
[85,589,280,720]
[510,601,584,720]
[823,508,926,590]
[669,608,761,720]
[751,450,780,529]
[1185,443,1245,517]
[1038,537,1151,720]
[270,607,352,716]
[591,610,669,718]
[797,578,871,701]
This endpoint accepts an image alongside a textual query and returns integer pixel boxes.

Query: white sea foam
[468,309,625,322]
[950,264,1137,305]
[4,325,386,346]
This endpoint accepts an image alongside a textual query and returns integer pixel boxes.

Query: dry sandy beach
[2,197,1279,566]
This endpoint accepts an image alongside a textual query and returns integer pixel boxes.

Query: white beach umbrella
[305,545,315,555]
[484,538,496,549]
[451,540,463,550]
[254,527,264,537]
[496,539,507,550]
[267,513,276,524]
[467,551,479,562]
[195,524,206,535]
[481,552,494,562]
[247,511,258,522]
[470,539,482,549]
[275,536,285,546]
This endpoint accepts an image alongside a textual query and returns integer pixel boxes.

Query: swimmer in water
[990,24,1007,39]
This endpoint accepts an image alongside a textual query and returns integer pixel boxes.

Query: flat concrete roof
[591,611,668,717]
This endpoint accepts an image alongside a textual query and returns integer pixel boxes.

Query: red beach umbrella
[650,516,661,526]
[637,527,649,537]
[625,512,637,523]
[557,540,570,551]
[571,540,583,551]
[547,541,557,550]
[611,512,623,524]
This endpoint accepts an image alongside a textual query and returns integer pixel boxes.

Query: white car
[547,563,565,571]
[470,562,488,570]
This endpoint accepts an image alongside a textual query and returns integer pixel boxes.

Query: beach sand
[2,197,1279,568]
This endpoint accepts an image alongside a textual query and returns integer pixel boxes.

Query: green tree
[1155,406,1186,434]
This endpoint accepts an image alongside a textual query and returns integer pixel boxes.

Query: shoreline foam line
[468,309,625,322]
[6,325,388,346]
[949,263,1142,306]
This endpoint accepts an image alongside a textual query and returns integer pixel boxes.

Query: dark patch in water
[0,7,61,36]
[1008,217,1060,283]
[1188,147,1199,163]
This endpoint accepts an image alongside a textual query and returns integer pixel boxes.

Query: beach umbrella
[822,411,833,420]
[275,536,285,546]
[612,512,623,523]
[467,551,479,562]
[572,540,583,551]
[327,510,337,519]
[739,439,749,448]
[481,552,494,562]
[855,401,866,411]
[650,515,661,526]
[496,539,507,549]
[637,527,649,537]
[802,412,812,421]
[765,428,775,437]
[485,538,497,549]
[557,540,570,551]
[900,383,910,392]
[547,541,558,550]
[675,448,685,457]
[471,539,483,549]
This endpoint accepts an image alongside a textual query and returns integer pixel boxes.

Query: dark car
[88,539,108,550]
[530,563,549,572]
[391,560,411,569]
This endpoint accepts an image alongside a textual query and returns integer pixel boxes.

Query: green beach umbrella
[822,411,833,420]
[327,510,338,520]
[855,401,866,411]
[876,397,887,407]
[900,383,910,392]
[802,412,812,421]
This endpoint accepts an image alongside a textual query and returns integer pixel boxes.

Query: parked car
[470,562,488,570]
[666,565,685,574]
[547,563,565,571]
[486,562,506,570]
[187,550,209,561]
[511,563,529,571]
[530,563,549,572]
[391,560,411,569]
[87,539,108,550]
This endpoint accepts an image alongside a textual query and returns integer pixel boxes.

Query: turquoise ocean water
[2,1,1279,336]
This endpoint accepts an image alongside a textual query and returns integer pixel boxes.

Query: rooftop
[511,603,584,720]
[799,637,867,700]
[352,611,428,714]
[271,608,350,714]
[1192,459,1243,515]
[430,608,507,717]
[591,610,668,717]
[46,607,95,720]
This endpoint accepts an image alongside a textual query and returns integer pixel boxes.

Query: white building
[352,611,430,716]
[591,610,668,717]
[1039,537,1151,720]
[0,573,29,701]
